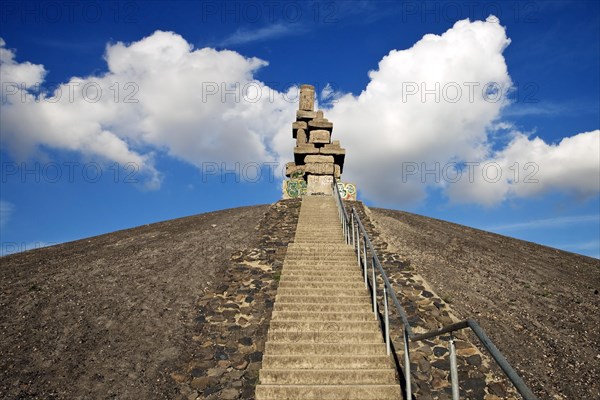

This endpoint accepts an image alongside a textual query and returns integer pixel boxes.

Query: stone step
[267,330,381,343]
[273,302,372,313]
[295,230,343,233]
[296,222,340,225]
[294,240,347,244]
[285,247,354,253]
[284,253,356,259]
[264,342,386,356]
[283,263,359,269]
[284,256,358,263]
[283,257,359,264]
[294,236,342,239]
[282,266,359,272]
[281,270,364,278]
[268,320,380,333]
[286,248,355,253]
[298,212,338,214]
[279,275,363,283]
[259,369,397,385]
[292,241,346,245]
[279,275,364,283]
[295,222,341,226]
[286,244,354,251]
[283,259,359,264]
[272,311,376,322]
[295,225,342,228]
[281,266,361,273]
[296,224,340,227]
[284,250,356,256]
[289,239,352,242]
[299,209,338,212]
[294,235,344,239]
[296,220,339,223]
[295,227,344,230]
[281,268,361,275]
[275,295,370,304]
[295,228,342,231]
[278,281,365,289]
[297,219,339,221]
[293,231,341,236]
[261,355,394,369]
[297,219,340,221]
[255,384,401,400]
[277,288,369,297]
[279,274,365,281]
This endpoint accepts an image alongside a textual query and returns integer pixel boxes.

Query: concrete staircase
[256,196,402,400]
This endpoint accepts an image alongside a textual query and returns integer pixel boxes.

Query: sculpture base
[282,177,357,200]
[335,181,357,201]
[306,175,333,196]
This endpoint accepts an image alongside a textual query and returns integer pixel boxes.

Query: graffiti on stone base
[337,182,357,200]
[283,174,307,199]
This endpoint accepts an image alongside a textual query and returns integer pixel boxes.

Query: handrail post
[371,255,377,316]
[351,213,355,248]
[345,217,349,244]
[355,219,359,252]
[404,328,412,400]
[363,236,368,288]
[357,227,361,268]
[384,285,390,355]
[449,333,459,400]
[346,219,350,244]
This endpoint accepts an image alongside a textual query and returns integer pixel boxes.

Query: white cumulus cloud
[323,18,598,206]
[0,38,46,86]
[1,31,296,189]
[445,130,600,205]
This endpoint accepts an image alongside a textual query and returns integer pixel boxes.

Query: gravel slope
[2,202,598,400]
[0,205,268,399]
[368,207,600,400]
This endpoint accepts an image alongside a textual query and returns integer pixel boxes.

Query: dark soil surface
[0,205,269,399]
[368,207,600,400]
[2,200,598,400]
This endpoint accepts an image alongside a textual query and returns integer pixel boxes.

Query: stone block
[304,162,335,175]
[297,110,317,121]
[285,162,305,178]
[299,85,315,111]
[307,175,333,195]
[319,146,345,156]
[308,118,333,130]
[296,129,307,145]
[294,144,319,164]
[334,164,341,178]
[304,155,334,164]
[294,144,319,154]
[292,121,307,138]
[308,130,331,144]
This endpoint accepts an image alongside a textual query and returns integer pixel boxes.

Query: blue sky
[1,0,599,258]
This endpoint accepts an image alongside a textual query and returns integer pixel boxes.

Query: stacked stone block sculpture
[283,84,355,198]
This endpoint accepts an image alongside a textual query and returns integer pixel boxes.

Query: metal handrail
[331,178,538,400]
